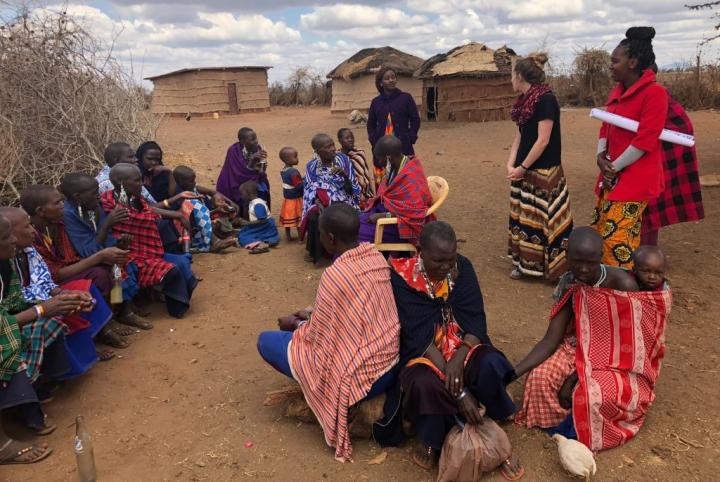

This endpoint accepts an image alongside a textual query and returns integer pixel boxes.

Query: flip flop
[411,445,436,471]
[0,440,52,465]
[28,422,57,436]
[249,246,270,255]
[98,349,115,362]
[98,328,129,349]
[500,458,525,481]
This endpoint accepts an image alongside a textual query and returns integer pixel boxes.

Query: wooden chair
[374,176,449,254]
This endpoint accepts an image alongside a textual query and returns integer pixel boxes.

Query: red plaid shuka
[33,221,81,281]
[367,156,434,243]
[100,191,173,288]
[643,95,705,233]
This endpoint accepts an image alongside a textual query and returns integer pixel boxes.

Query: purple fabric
[358,202,402,244]
[367,89,421,167]
[216,142,270,206]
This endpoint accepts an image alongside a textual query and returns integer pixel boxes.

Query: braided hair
[618,27,656,72]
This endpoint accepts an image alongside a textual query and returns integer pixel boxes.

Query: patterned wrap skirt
[590,190,646,268]
[509,165,573,280]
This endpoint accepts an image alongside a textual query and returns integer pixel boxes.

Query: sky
[13,1,720,86]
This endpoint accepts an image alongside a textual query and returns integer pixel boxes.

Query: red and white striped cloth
[517,284,671,452]
[289,243,400,461]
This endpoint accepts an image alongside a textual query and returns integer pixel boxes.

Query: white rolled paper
[589,108,695,147]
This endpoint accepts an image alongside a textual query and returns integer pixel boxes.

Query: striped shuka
[508,165,574,280]
[289,243,400,461]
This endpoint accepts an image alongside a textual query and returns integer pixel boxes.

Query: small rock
[195,461,206,468]
[189,358,199,364]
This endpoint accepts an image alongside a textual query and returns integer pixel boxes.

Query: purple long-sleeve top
[367,89,421,167]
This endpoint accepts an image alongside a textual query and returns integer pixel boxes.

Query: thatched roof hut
[415,43,517,122]
[146,66,271,116]
[327,47,424,113]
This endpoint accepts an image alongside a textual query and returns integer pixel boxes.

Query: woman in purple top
[216,127,271,218]
[367,66,421,184]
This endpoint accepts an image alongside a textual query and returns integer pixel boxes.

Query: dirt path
[8,107,720,481]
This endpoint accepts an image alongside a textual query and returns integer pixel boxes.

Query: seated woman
[101,164,197,318]
[374,222,522,479]
[97,142,156,203]
[2,206,118,372]
[301,133,361,263]
[0,213,93,442]
[216,127,271,216]
[337,128,374,206]
[257,203,399,462]
[513,227,671,452]
[358,135,434,247]
[20,184,145,338]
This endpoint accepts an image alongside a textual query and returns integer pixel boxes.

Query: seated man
[257,203,400,461]
[358,135,434,247]
[374,221,521,479]
[513,227,672,452]
[100,164,197,318]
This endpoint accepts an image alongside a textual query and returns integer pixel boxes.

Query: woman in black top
[506,53,573,281]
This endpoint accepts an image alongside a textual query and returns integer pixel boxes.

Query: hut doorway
[227,83,239,114]
[426,86,437,120]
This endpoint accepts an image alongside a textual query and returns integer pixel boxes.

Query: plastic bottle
[74,416,97,482]
[110,264,123,305]
[182,229,191,253]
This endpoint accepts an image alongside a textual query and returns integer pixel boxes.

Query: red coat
[597,69,668,201]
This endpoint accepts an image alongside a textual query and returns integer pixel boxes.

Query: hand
[506,163,515,177]
[368,213,386,224]
[457,392,484,425]
[278,315,301,331]
[249,151,265,163]
[116,234,132,251]
[106,206,129,226]
[558,374,578,409]
[179,191,203,200]
[98,247,129,265]
[173,212,192,231]
[507,166,526,181]
[41,293,86,317]
[444,351,466,398]
[597,153,615,177]
[152,165,171,174]
[330,166,347,177]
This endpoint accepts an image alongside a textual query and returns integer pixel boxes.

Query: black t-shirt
[515,92,561,170]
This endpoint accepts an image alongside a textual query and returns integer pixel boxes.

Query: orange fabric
[590,190,646,268]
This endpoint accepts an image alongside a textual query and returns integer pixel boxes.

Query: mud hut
[327,47,424,113]
[146,66,271,116]
[415,43,517,122]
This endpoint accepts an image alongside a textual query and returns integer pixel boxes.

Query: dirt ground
[7,107,719,482]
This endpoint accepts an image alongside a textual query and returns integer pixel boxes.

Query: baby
[632,246,667,291]
[278,147,303,242]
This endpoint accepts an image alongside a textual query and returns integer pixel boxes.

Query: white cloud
[300,4,427,30]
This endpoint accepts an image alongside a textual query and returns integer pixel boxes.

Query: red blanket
[100,191,173,287]
[369,156,434,243]
[570,285,671,451]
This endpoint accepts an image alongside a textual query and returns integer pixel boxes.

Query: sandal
[98,327,129,349]
[108,321,135,337]
[98,349,115,362]
[411,444,437,471]
[116,312,153,330]
[500,456,525,481]
[28,419,57,436]
[0,440,52,465]
[249,246,270,255]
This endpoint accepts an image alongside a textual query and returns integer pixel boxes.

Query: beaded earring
[118,182,129,206]
[412,256,424,282]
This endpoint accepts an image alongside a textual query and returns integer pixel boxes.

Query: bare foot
[500,453,525,480]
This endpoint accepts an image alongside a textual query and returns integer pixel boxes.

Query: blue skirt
[61,284,112,379]
[238,219,280,247]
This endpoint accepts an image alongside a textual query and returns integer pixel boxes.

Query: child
[237,180,279,254]
[210,192,241,242]
[278,147,303,241]
[173,165,236,252]
[632,246,667,291]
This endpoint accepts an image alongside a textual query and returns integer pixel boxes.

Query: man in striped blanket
[513,227,672,452]
[257,203,400,461]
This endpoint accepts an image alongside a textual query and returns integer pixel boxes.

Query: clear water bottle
[74,416,97,482]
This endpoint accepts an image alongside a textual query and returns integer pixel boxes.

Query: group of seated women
[257,209,671,479]
[0,141,212,464]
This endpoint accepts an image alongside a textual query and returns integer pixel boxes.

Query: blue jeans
[257,330,398,400]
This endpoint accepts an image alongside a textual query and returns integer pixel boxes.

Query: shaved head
[0,206,27,224]
[420,221,456,252]
[319,203,359,245]
[567,227,603,259]
[110,163,141,184]
[373,135,403,159]
[311,133,332,151]
[633,245,666,267]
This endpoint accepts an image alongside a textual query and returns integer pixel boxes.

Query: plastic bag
[437,408,512,482]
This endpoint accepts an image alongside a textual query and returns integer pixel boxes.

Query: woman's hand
[558,372,578,409]
[106,206,129,226]
[97,247,129,265]
[445,347,468,398]
[169,212,191,231]
[41,293,86,318]
[507,166,526,181]
[330,166,347,177]
[506,162,515,177]
[596,153,616,183]
[457,392,484,425]
[116,234,132,251]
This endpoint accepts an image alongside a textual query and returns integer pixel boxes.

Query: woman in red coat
[592,27,667,268]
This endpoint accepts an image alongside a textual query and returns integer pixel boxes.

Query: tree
[686,1,720,44]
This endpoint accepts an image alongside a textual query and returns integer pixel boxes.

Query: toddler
[278,147,303,241]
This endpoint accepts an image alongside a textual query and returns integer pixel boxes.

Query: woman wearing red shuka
[592,27,667,269]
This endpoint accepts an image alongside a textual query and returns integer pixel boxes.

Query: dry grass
[0,7,157,203]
